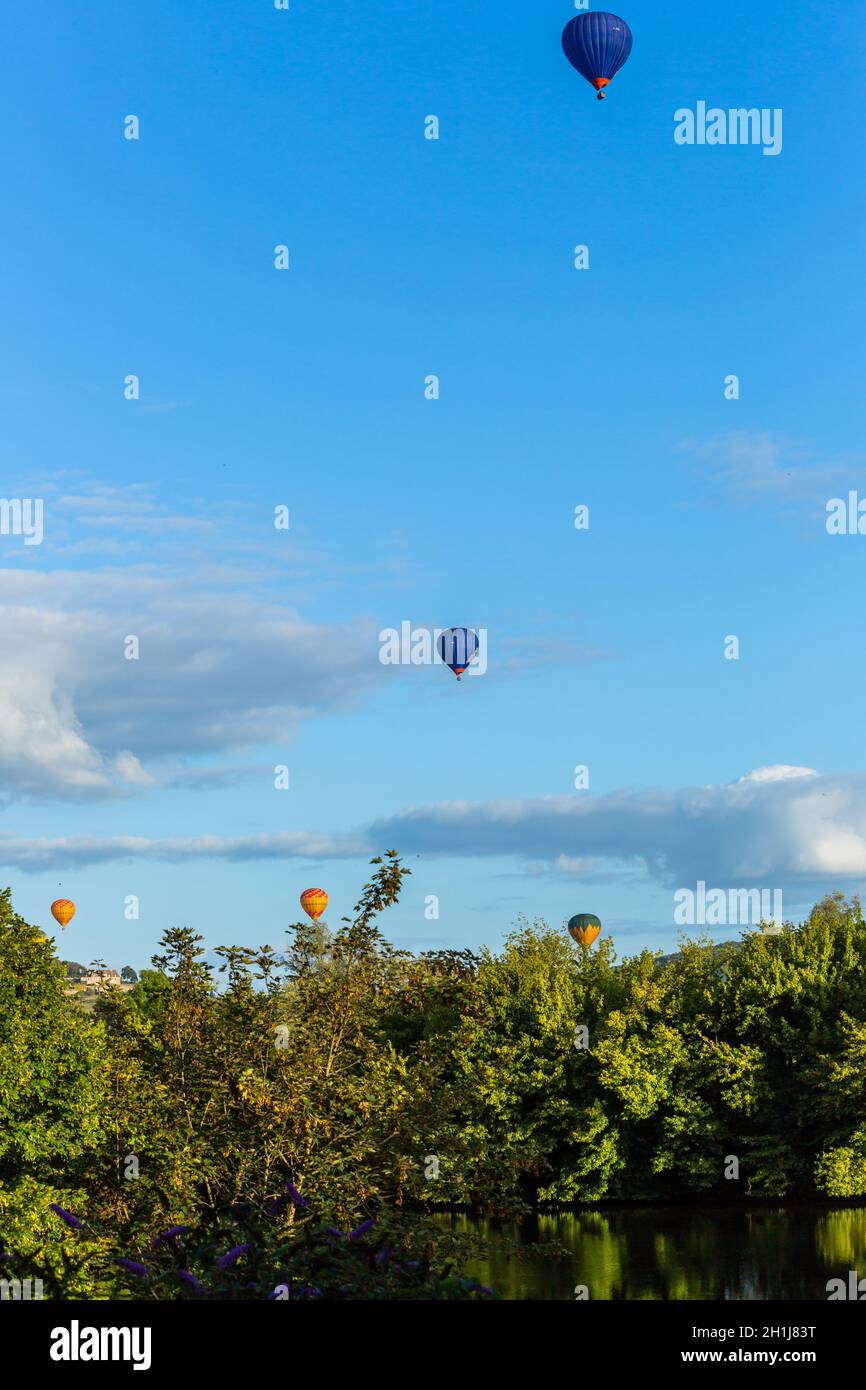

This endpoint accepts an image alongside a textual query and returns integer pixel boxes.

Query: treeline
[3,855,866,1297]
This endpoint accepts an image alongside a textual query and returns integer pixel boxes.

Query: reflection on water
[438,1206,866,1301]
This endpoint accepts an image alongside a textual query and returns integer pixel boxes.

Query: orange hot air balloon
[300,888,328,923]
[51,899,76,929]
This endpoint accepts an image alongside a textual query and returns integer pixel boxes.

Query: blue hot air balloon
[561,11,633,100]
[437,628,479,681]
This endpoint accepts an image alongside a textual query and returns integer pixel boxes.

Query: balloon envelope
[437,627,479,680]
[51,898,76,929]
[568,913,601,947]
[562,12,633,96]
[300,888,328,922]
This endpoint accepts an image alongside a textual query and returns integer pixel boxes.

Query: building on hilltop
[82,967,123,991]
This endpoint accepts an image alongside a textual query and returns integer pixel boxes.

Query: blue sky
[1,1,865,970]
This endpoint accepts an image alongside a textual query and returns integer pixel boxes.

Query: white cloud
[5,767,866,894]
[736,765,818,784]
[368,767,866,888]
[684,431,866,511]
[113,751,156,786]
[0,567,383,799]
[0,829,368,871]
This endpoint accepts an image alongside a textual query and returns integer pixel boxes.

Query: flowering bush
[2,1180,497,1301]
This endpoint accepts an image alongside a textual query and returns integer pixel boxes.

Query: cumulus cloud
[5,766,866,893]
[367,766,866,888]
[0,476,617,799]
[737,765,818,785]
[0,567,383,799]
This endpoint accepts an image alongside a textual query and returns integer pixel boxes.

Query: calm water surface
[438,1206,866,1300]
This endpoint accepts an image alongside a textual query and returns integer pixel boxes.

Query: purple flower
[266,1194,287,1217]
[49,1204,84,1230]
[348,1219,375,1242]
[324,1226,344,1241]
[152,1225,190,1246]
[217,1244,250,1271]
[114,1258,149,1279]
[178,1269,206,1295]
[284,1181,308,1209]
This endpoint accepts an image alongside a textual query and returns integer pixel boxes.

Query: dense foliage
[2,861,866,1297]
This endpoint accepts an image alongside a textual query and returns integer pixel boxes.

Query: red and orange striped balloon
[51,899,76,929]
[300,888,328,922]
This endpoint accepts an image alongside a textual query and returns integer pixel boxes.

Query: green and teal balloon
[568,913,602,948]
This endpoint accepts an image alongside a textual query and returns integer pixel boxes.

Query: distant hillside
[656,928,782,968]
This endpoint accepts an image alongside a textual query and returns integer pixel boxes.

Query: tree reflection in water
[435,1205,866,1301]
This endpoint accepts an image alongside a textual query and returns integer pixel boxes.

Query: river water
[439,1205,866,1300]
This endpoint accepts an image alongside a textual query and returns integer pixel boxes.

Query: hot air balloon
[300,888,328,922]
[562,12,633,100]
[437,627,479,681]
[51,899,76,929]
[568,913,601,948]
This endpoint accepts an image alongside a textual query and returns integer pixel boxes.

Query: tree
[0,889,107,1185]
[0,887,110,1294]
[124,967,171,1019]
